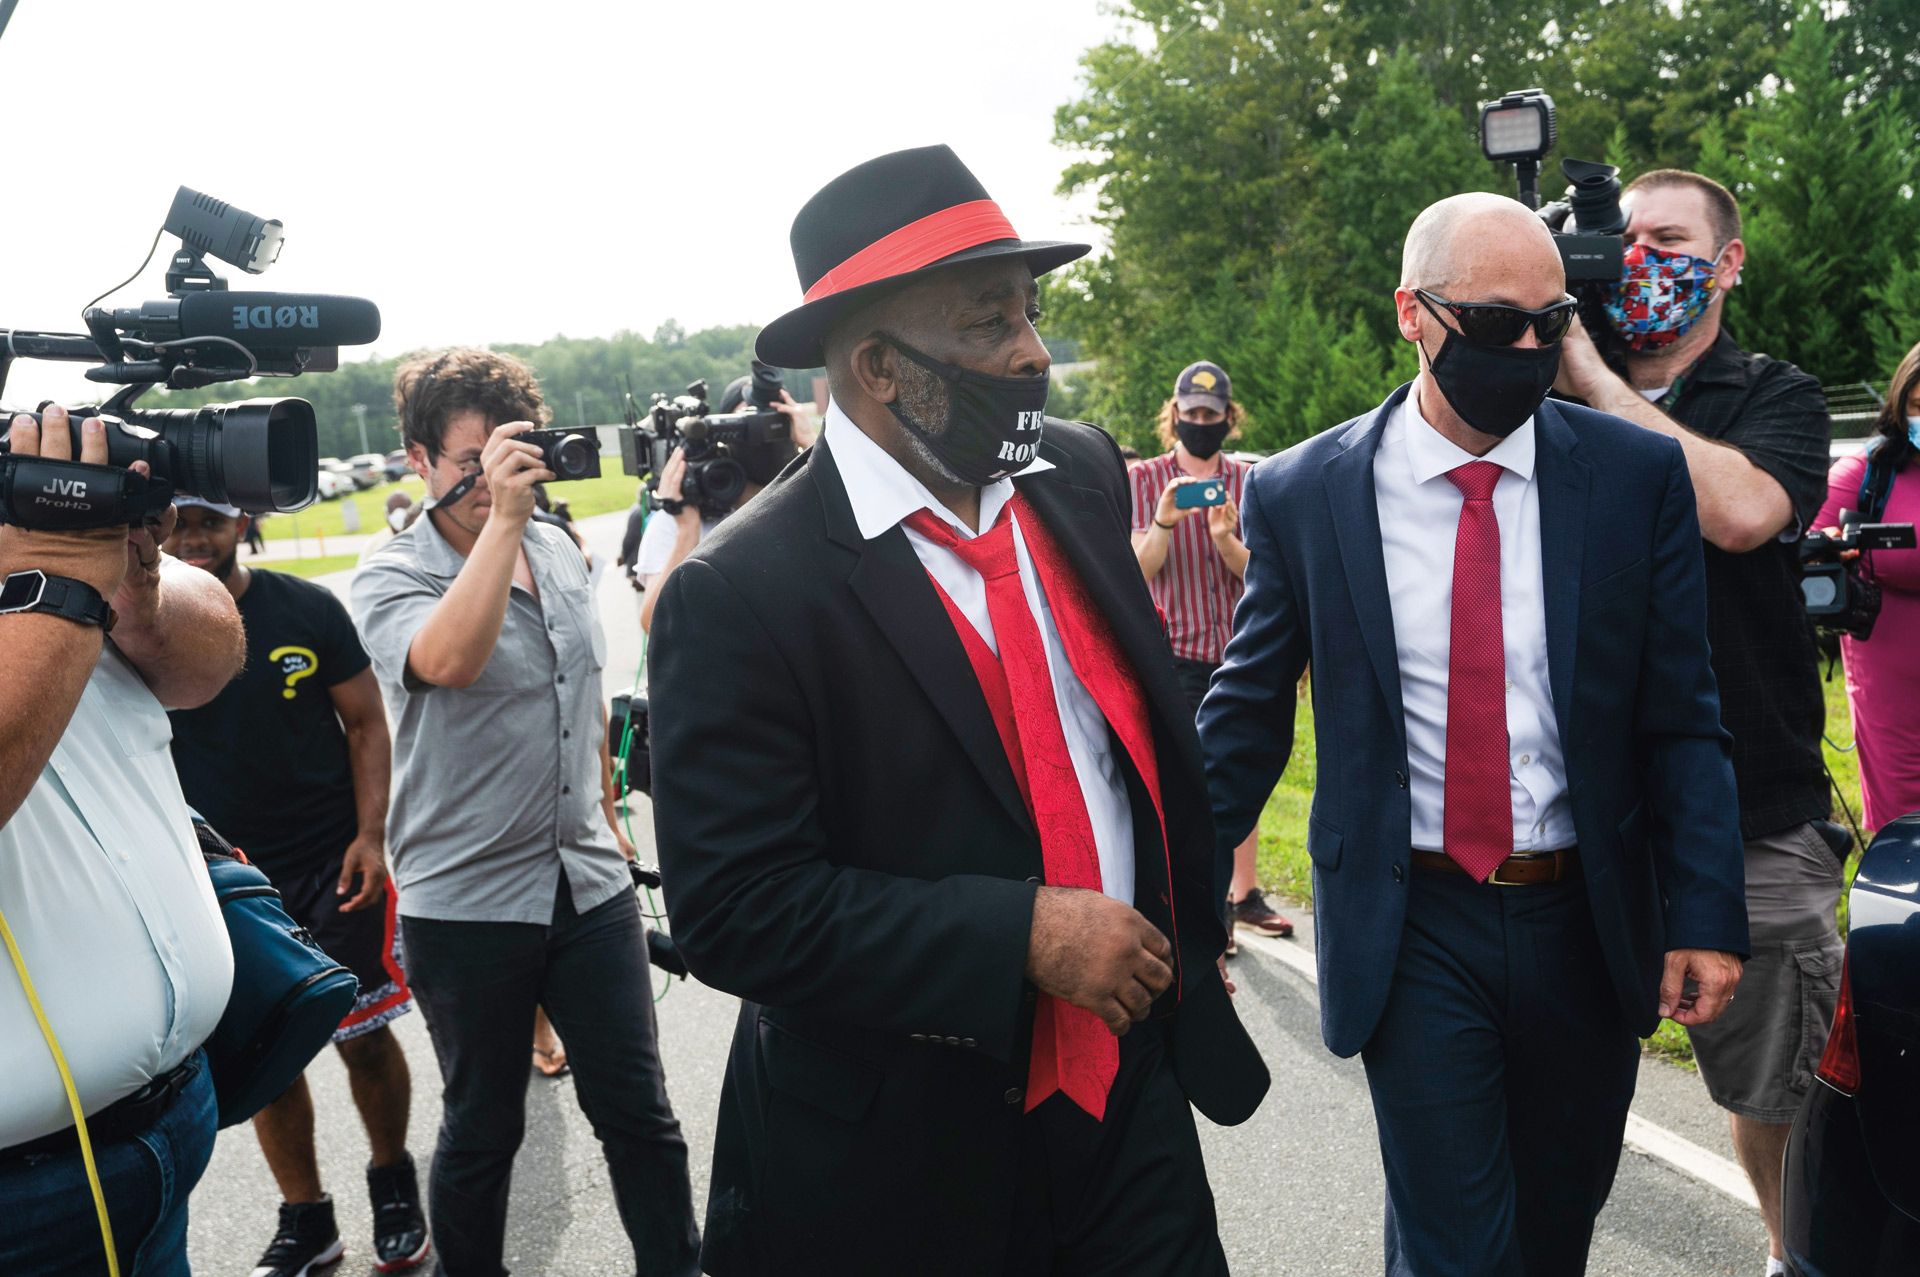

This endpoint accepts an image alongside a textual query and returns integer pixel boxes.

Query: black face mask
[883,335,1050,486]
[1175,418,1232,459]
[1421,309,1561,439]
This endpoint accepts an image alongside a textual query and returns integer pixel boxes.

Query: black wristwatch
[0,570,115,631]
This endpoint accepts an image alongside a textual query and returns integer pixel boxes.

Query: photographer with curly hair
[351,349,699,1277]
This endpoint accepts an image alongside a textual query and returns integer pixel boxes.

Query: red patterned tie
[1442,460,1513,882]
[902,504,1118,1120]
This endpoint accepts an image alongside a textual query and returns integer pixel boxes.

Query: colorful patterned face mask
[1603,244,1725,352]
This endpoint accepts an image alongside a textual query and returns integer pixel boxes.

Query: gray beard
[891,357,968,488]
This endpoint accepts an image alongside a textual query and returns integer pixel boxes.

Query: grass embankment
[266,554,361,579]
[254,472,640,542]
[1253,666,1866,1070]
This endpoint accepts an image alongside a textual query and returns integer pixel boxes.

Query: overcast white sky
[1,0,1124,405]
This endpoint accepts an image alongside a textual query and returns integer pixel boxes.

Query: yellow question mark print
[269,646,318,700]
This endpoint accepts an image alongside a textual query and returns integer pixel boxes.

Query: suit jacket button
[1395,771,1408,789]
[946,1036,960,1046]
[1005,1087,1025,1105]
[910,1034,926,1042]
[1392,863,1405,884]
[1025,876,1042,885]
[961,1037,977,1049]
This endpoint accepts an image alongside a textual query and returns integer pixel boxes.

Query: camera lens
[550,432,600,481]
[128,397,319,511]
[697,457,746,506]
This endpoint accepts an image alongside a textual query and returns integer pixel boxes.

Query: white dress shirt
[1,646,235,1148]
[825,401,1136,905]
[1373,390,1575,853]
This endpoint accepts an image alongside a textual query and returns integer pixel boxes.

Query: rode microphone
[92,292,382,352]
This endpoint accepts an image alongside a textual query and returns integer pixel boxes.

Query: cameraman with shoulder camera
[350,349,700,1277]
[1555,169,1834,1268]
[0,406,245,1275]
[634,373,813,632]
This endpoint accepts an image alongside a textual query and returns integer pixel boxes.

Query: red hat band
[801,199,1019,305]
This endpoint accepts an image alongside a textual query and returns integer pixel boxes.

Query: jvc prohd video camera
[0,186,379,529]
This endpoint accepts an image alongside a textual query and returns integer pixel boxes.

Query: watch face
[0,571,46,611]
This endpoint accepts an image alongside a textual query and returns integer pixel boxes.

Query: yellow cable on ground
[0,903,120,1277]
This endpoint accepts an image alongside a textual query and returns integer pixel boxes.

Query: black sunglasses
[1416,289,1578,347]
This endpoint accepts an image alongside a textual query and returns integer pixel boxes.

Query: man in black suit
[648,145,1269,1277]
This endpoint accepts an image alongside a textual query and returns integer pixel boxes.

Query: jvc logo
[231,305,321,331]
[40,477,88,498]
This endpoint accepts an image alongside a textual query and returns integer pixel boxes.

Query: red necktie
[1442,461,1513,882]
[902,503,1119,1120]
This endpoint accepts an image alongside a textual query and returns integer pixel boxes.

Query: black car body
[1784,812,1920,1275]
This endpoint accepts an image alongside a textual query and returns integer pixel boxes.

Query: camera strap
[0,455,175,529]
[1856,440,1901,523]
[424,470,479,511]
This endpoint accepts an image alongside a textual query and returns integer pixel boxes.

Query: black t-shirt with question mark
[169,569,372,881]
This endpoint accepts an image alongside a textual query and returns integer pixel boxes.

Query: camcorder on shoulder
[0,186,379,529]
[619,360,793,518]
[1480,88,1630,359]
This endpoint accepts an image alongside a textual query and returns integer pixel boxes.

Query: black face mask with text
[1175,418,1232,459]
[883,335,1050,486]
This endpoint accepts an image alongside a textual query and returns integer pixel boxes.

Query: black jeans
[401,883,700,1277]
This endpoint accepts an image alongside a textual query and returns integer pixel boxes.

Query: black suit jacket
[649,418,1268,1277]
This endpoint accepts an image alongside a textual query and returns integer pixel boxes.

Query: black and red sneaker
[1230,887,1295,938]
[249,1196,343,1277]
[367,1153,432,1272]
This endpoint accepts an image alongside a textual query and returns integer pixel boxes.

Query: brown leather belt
[1411,847,1580,886]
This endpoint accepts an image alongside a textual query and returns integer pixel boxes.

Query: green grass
[1252,662,1868,1070]
[264,554,361,579]
[257,472,641,541]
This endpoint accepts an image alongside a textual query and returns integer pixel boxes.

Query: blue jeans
[0,1050,218,1277]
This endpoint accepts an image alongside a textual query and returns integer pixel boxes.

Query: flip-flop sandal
[532,1047,571,1078]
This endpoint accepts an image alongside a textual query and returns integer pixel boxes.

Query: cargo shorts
[1687,821,1845,1123]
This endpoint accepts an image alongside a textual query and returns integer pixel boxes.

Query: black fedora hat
[756,144,1090,369]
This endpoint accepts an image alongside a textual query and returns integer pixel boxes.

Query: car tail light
[1816,955,1861,1094]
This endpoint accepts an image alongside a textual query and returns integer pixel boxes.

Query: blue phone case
[1175,480,1227,509]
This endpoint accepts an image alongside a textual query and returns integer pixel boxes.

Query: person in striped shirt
[1129,361,1294,943]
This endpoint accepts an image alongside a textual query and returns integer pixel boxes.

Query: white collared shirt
[825,402,1135,905]
[1372,391,1574,852]
[0,646,235,1148]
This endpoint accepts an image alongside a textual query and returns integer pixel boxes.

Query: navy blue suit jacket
[1199,384,1750,1057]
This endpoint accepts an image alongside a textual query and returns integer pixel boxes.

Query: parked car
[314,467,349,500]
[383,449,411,483]
[344,454,383,489]
[1783,812,1920,1274]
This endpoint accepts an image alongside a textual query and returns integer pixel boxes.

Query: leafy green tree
[1696,9,1920,384]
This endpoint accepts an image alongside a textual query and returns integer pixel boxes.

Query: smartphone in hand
[1174,479,1227,509]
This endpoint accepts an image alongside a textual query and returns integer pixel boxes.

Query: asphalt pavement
[186,509,1771,1275]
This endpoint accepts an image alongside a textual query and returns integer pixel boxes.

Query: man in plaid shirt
[1131,361,1293,944]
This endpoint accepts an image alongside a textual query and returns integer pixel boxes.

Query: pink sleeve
[1813,453,1871,532]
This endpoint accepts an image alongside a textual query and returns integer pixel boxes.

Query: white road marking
[1233,929,1761,1212]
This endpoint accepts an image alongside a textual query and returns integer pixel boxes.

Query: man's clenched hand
[1027,886,1174,1036]
[1659,947,1744,1025]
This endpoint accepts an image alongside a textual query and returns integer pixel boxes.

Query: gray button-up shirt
[351,515,625,924]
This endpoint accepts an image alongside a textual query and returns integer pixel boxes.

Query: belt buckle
[1486,859,1528,887]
